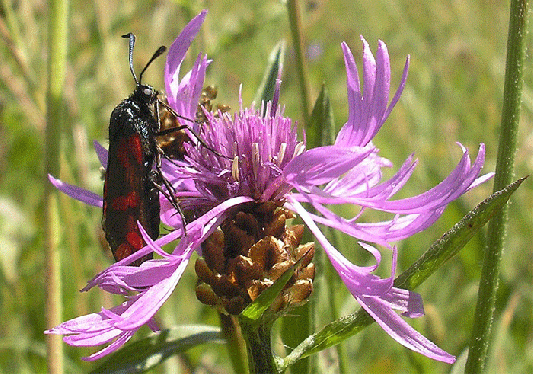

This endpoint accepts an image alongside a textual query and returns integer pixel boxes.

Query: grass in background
[0,0,531,372]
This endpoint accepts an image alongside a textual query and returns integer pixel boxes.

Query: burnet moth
[102,33,180,266]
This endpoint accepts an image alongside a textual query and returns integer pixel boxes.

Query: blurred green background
[1,0,531,372]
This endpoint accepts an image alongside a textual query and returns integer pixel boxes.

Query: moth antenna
[139,45,167,84]
[121,33,139,85]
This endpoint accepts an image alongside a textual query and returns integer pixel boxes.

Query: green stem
[241,320,277,374]
[45,0,68,372]
[287,0,311,125]
[465,0,530,372]
[219,313,249,374]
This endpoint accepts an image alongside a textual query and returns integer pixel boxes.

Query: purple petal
[352,209,445,242]
[83,331,135,361]
[383,54,410,121]
[284,145,374,188]
[291,153,415,205]
[159,195,187,229]
[359,296,456,363]
[115,266,187,330]
[335,43,362,148]
[46,309,117,335]
[381,286,424,318]
[335,38,409,148]
[302,201,445,244]
[303,144,486,216]
[354,144,486,213]
[288,197,392,293]
[169,54,211,123]
[468,171,494,190]
[373,40,391,122]
[165,10,207,86]
[48,174,103,208]
[45,300,141,361]
[165,10,209,119]
[64,327,122,346]
[93,140,107,168]
[321,153,400,199]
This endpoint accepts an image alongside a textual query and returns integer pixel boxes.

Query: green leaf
[306,84,335,148]
[253,41,285,107]
[240,256,298,324]
[394,177,526,291]
[279,177,526,370]
[90,325,222,374]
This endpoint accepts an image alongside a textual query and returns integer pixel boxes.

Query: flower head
[47,11,491,364]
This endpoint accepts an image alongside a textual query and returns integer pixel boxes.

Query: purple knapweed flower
[46,10,491,363]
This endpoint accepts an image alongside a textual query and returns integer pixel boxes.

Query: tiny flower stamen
[252,142,260,178]
[277,142,287,166]
[232,156,240,181]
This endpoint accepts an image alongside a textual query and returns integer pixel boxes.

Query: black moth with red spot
[102,33,170,266]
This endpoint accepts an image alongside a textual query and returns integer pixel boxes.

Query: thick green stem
[219,313,249,374]
[241,320,277,374]
[45,0,68,372]
[465,0,530,372]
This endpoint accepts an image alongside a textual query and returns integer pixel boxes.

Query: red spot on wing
[118,135,143,168]
[124,215,143,249]
[111,215,147,263]
[111,191,141,210]
[126,231,144,249]
[115,242,136,261]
